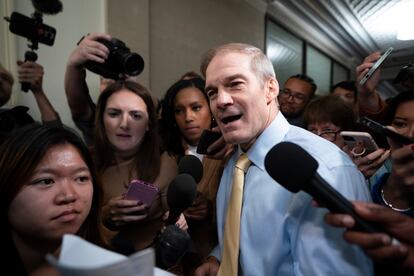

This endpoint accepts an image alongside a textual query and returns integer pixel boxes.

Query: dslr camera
[85,38,145,80]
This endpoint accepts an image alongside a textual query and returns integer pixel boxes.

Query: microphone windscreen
[155,225,191,269]
[178,155,203,183]
[31,0,63,15]
[167,174,198,214]
[264,142,318,193]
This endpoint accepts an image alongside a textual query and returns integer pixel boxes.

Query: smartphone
[359,47,393,86]
[196,129,222,154]
[358,116,414,145]
[340,131,379,155]
[124,179,159,206]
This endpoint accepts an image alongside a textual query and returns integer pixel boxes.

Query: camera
[5,12,56,47]
[85,38,145,80]
[4,11,56,92]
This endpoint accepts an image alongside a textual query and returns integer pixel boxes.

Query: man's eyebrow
[205,74,246,91]
[224,74,245,81]
[205,84,216,92]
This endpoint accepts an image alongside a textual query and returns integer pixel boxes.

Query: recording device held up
[155,156,202,269]
[154,173,197,269]
[155,224,191,269]
[358,116,414,146]
[264,141,381,233]
[359,47,393,86]
[4,0,62,92]
[196,129,222,155]
[178,154,204,183]
[84,37,145,80]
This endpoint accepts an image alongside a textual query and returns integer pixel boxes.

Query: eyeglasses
[311,129,340,142]
[280,88,308,104]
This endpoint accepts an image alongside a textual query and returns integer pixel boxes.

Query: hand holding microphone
[156,155,202,269]
[264,141,380,233]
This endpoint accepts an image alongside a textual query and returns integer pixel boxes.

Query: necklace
[380,187,414,212]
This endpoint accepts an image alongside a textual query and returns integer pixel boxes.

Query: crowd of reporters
[1,30,414,275]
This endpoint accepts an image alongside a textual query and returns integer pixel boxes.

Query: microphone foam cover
[167,174,198,213]
[264,142,318,193]
[31,0,63,15]
[178,155,203,183]
[155,225,191,268]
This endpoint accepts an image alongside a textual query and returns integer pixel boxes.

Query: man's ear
[265,78,279,104]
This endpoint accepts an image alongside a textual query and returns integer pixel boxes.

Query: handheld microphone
[155,173,197,269]
[264,141,380,233]
[178,155,203,183]
[155,224,191,269]
[166,173,198,225]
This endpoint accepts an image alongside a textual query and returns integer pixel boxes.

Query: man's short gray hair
[200,43,276,86]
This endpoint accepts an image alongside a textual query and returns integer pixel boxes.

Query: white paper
[47,234,174,276]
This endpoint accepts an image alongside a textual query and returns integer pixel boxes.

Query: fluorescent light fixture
[362,0,414,41]
[397,29,414,41]
[397,0,414,40]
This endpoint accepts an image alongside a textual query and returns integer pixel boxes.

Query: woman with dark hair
[94,80,178,253]
[0,123,105,275]
[159,76,228,273]
[371,90,414,217]
[160,77,211,158]
[304,95,389,179]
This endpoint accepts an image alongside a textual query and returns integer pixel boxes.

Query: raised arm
[64,32,111,120]
[356,51,386,115]
[17,60,60,123]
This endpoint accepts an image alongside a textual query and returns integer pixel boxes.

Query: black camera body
[85,38,145,80]
[5,12,56,48]
[4,11,57,92]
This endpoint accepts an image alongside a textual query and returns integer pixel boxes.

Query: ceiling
[265,0,414,98]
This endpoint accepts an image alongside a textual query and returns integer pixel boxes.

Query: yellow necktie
[218,154,251,276]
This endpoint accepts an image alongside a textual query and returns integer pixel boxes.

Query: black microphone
[31,0,63,15]
[264,141,380,233]
[178,155,203,183]
[155,173,196,269]
[166,173,198,225]
[155,224,191,269]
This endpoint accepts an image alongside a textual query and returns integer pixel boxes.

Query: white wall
[107,0,265,98]
[149,0,265,97]
[1,0,264,127]
[1,0,106,129]
[107,0,150,88]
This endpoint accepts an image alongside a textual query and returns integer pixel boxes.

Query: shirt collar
[242,112,290,171]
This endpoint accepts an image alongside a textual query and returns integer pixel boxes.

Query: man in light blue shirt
[195,43,373,275]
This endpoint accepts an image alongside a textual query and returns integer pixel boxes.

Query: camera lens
[123,53,144,76]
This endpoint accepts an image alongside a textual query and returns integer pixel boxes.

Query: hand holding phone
[124,179,159,206]
[359,47,393,86]
[196,129,222,154]
[358,117,414,146]
[340,131,379,156]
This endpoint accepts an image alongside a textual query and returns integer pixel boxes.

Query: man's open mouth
[222,114,242,124]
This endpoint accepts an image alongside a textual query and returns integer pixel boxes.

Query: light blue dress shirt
[211,113,373,276]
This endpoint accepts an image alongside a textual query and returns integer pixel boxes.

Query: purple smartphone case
[124,179,158,206]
